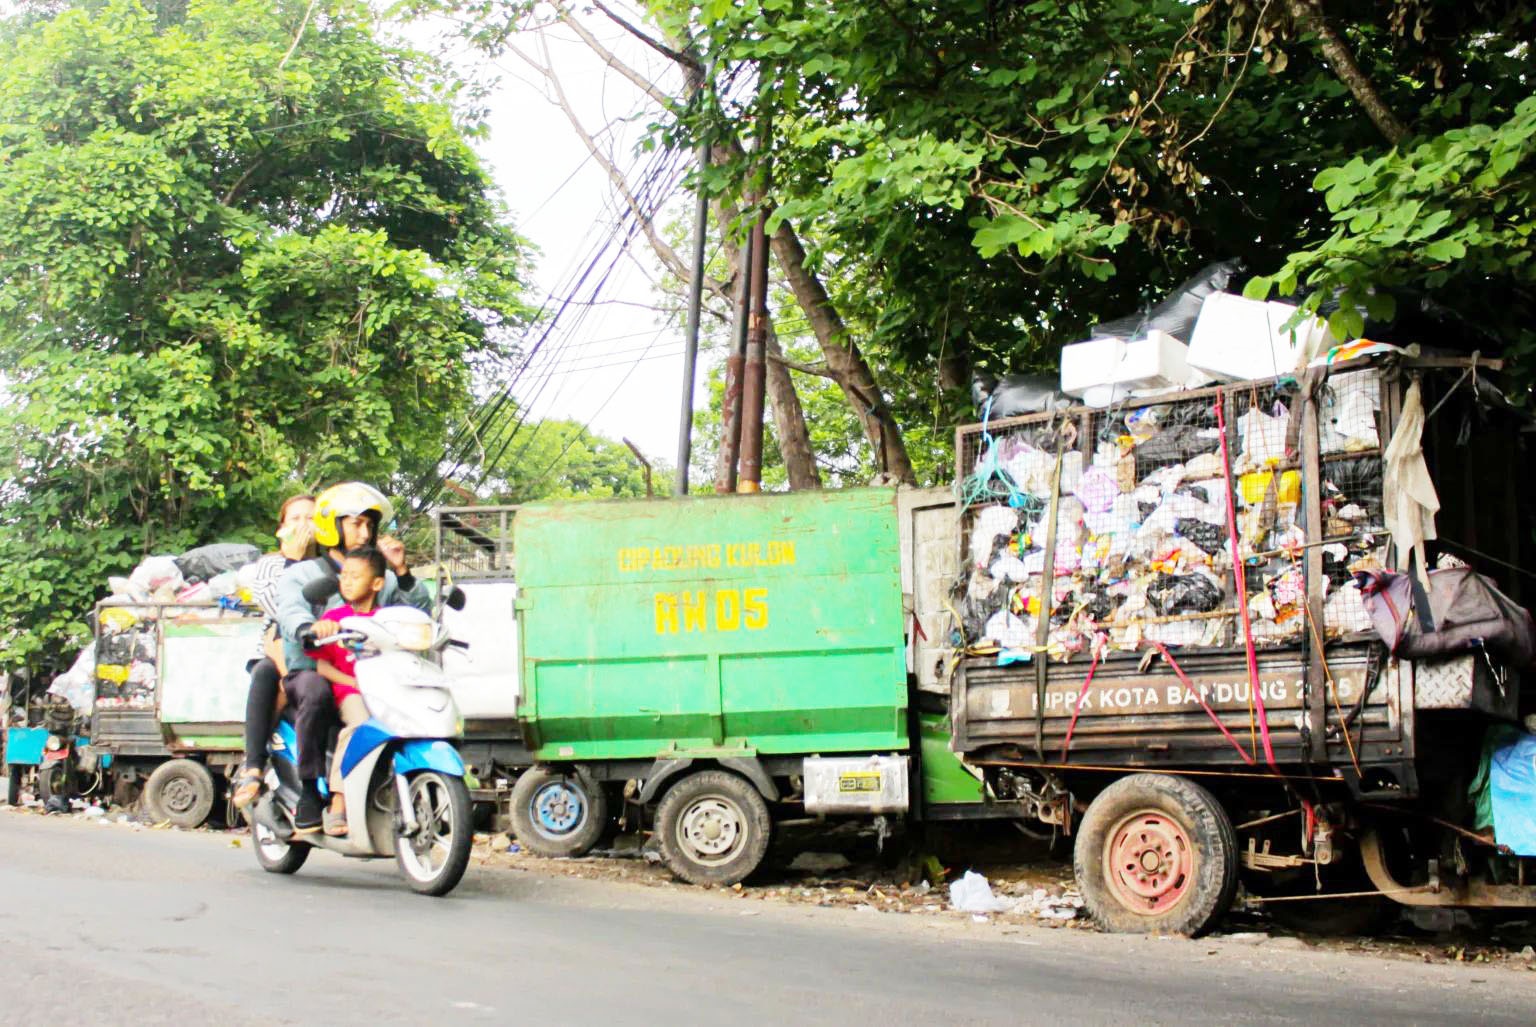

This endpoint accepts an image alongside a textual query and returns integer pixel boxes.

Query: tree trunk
[713,199,820,490]
[1285,0,1408,145]
[768,222,917,484]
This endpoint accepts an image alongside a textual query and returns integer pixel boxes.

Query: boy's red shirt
[305,603,376,703]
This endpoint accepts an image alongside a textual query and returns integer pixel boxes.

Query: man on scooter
[275,482,432,833]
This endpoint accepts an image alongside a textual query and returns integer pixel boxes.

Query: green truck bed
[514,488,909,761]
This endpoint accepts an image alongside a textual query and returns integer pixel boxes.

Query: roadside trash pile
[49,543,262,712]
[955,367,1389,658]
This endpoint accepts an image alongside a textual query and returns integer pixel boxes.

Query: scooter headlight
[45,734,62,751]
[390,620,435,652]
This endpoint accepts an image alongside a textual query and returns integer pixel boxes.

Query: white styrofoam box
[1083,383,1135,408]
[1187,292,1335,382]
[1060,336,1125,395]
[1061,329,1197,397]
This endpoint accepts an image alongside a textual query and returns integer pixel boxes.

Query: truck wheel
[509,767,608,858]
[144,759,217,829]
[1074,773,1237,936]
[36,761,75,805]
[656,769,771,887]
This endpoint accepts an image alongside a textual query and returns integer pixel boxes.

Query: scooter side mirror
[445,587,467,612]
[302,576,340,605]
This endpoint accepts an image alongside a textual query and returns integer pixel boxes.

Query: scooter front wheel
[395,771,472,897]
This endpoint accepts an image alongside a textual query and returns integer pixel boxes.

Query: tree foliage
[656,0,1535,377]
[0,0,532,666]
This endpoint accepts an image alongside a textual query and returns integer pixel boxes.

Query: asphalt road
[2,812,1534,1025]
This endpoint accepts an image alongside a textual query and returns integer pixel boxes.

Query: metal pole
[737,205,769,493]
[715,226,753,494]
[673,89,712,496]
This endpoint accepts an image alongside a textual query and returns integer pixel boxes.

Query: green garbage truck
[434,487,1018,885]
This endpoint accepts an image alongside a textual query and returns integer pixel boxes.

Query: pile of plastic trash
[956,371,1387,659]
[49,543,263,713]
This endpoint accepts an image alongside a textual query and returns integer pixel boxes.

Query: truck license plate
[838,771,881,794]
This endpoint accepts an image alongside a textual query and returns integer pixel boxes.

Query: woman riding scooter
[274,482,431,833]
[231,493,316,811]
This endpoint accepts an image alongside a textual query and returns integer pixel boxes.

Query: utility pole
[672,69,713,497]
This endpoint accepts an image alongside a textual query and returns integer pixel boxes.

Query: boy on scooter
[277,482,430,833]
[303,546,387,837]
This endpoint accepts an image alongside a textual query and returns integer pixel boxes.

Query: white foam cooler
[1061,330,1211,407]
[1186,292,1335,382]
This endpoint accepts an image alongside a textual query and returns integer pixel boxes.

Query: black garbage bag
[971,373,1065,419]
[176,543,260,583]
[96,633,135,665]
[1137,424,1222,466]
[1175,518,1226,556]
[1147,573,1225,615]
[1092,260,1244,342]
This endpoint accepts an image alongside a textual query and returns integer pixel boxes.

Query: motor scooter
[249,601,474,896]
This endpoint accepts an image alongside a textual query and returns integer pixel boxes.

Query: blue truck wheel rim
[532,781,584,835]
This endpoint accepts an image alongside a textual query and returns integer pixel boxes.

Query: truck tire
[656,769,772,887]
[144,758,217,829]
[36,760,75,805]
[1074,773,1237,936]
[509,766,608,858]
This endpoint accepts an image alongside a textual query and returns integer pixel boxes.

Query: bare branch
[509,37,727,297]
[1285,0,1408,144]
[769,354,840,381]
[548,0,680,110]
[590,0,703,74]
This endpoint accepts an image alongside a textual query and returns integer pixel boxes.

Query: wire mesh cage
[434,506,517,581]
[952,367,1389,659]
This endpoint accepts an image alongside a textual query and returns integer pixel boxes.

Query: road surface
[2,811,1532,1025]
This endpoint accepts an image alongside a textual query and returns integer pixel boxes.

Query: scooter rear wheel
[395,771,472,897]
[252,814,309,875]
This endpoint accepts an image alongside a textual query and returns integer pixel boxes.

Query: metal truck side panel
[516,489,909,761]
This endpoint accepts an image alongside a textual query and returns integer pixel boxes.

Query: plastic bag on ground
[948,870,1016,914]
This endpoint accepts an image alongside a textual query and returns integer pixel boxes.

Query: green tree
[455,412,658,504]
[0,0,532,667]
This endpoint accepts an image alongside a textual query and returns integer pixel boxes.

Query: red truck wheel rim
[1104,811,1193,914]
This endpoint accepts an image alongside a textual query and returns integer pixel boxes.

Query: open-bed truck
[947,352,1536,934]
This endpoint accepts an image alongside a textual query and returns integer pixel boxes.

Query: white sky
[418,8,710,470]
